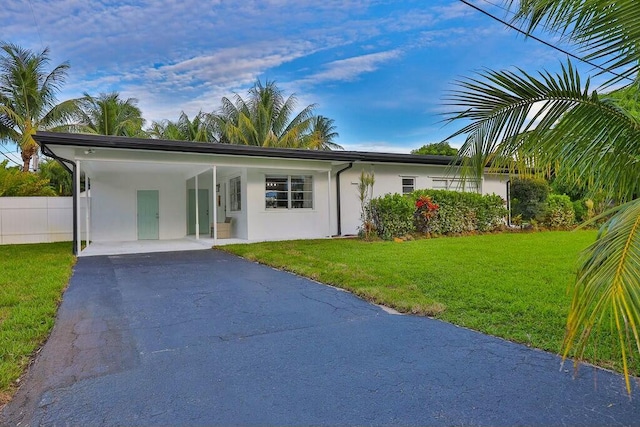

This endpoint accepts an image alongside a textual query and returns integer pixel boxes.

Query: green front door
[188,189,210,235]
[137,190,159,240]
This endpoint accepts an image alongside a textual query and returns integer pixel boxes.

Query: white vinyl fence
[0,197,87,245]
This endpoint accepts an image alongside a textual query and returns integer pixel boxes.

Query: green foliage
[572,199,588,223]
[0,242,74,401]
[511,178,550,221]
[37,159,71,196]
[0,43,77,171]
[368,189,507,239]
[411,189,507,234]
[369,193,414,240]
[214,79,342,149]
[0,160,55,196]
[68,92,146,137]
[544,194,575,228]
[411,141,458,156]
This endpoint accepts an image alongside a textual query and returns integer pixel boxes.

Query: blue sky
[1,0,596,153]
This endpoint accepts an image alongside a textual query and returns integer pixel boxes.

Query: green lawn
[222,230,635,374]
[0,242,74,404]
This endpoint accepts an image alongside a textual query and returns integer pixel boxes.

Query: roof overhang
[34,132,459,167]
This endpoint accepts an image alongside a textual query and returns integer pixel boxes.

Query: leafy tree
[0,43,77,172]
[511,177,550,221]
[215,80,319,148]
[305,116,342,150]
[148,111,216,142]
[411,141,457,156]
[38,158,72,196]
[446,0,640,392]
[67,92,146,136]
[0,160,55,196]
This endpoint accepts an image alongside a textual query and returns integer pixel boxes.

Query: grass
[222,230,637,375]
[0,242,75,405]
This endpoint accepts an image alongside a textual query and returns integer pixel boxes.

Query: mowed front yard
[222,230,636,375]
[0,243,74,405]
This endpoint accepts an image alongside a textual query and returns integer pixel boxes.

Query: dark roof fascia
[34,132,458,166]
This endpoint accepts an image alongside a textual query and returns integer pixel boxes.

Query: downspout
[41,144,78,255]
[506,179,511,227]
[334,162,353,236]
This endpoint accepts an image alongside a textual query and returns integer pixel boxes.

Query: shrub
[0,160,55,197]
[411,189,507,234]
[369,193,414,240]
[511,178,550,221]
[544,194,575,228]
[572,199,587,222]
[414,195,439,233]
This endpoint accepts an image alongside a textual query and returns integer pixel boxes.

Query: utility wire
[459,0,634,83]
[27,0,45,49]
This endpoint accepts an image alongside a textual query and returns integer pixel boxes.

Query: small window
[402,177,415,194]
[266,175,313,209]
[432,178,477,193]
[230,177,241,211]
[432,179,448,190]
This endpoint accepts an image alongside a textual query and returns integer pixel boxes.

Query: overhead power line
[459,0,634,83]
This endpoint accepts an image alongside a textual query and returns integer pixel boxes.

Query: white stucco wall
[91,172,186,242]
[245,169,331,241]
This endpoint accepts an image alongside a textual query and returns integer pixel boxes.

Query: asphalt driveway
[2,249,639,426]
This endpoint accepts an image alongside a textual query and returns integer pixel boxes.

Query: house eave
[34,132,459,166]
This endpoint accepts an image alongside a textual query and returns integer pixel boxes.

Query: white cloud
[303,50,404,84]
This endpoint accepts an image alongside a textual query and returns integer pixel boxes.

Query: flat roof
[34,132,457,166]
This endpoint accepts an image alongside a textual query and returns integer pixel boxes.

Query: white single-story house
[35,132,509,255]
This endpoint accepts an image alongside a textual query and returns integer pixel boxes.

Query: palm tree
[69,92,146,137]
[305,116,343,150]
[0,43,77,172]
[148,111,215,142]
[445,0,640,392]
[215,80,317,148]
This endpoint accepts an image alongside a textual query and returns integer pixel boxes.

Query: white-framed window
[432,178,478,193]
[230,176,241,211]
[401,177,415,194]
[265,175,313,209]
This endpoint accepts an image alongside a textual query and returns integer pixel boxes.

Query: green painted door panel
[137,190,159,240]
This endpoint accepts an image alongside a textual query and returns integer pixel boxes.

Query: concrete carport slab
[2,249,638,426]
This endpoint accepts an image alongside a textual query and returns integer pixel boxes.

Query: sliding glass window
[265,175,313,209]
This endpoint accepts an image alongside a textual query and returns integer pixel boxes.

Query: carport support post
[75,160,81,255]
[327,170,331,237]
[212,166,217,244]
[85,175,90,245]
[195,173,199,240]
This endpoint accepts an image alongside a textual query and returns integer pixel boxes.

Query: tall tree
[446,0,640,392]
[148,111,215,142]
[411,142,457,156]
[0,43,77,171]
[68,92,146,137]
[215,80,317,148]
[305,116,342,150]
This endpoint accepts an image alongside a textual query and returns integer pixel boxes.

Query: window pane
[291,176,312,209]
[402,177,415,194]
[432,179,448,189]
[230,177,241,211]
[266,176,289,208]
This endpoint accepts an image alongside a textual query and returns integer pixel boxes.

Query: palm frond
[444,59,640,201]
[506,0,640,86]
[564,198,640,394]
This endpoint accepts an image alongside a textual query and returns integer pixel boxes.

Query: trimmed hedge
[369,189,508,239]
[544,194,575,228]
[369,193,414,240]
